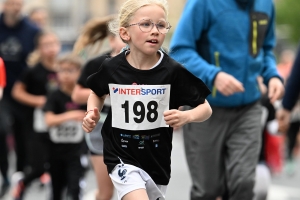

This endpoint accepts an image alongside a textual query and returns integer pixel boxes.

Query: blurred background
[0,0,298,54]
[1,0,300,200]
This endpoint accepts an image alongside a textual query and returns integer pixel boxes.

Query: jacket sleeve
[261,3,282,85]
[282,47,300,111]
[169,0,221,89]
[0,58,6,88]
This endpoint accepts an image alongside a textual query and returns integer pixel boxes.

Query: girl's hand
[36,96,46,108]
[164,109,189,130]
[82,107,100,133]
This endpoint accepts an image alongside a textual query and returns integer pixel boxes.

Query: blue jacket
[282,45,300,111]
[170,0,281,107]
[0,13,40,96]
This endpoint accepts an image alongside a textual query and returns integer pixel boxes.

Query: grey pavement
[1,129,300,200]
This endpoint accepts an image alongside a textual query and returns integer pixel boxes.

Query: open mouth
[147,39,158,44]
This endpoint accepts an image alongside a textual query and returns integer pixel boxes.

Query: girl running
[11,30,60,200]
[82,0,212,200]
[44,54,86,200]
[72,16,126,200]
[0,57,9,198]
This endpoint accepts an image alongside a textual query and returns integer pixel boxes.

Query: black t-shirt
[77,52,111,113]
[19,62,58,122]
[20,62,58,98]
[77,52,111,88]
[87,51,211,185]
[43,89,86,159]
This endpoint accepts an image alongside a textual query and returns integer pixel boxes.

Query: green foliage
[276,0,300,44]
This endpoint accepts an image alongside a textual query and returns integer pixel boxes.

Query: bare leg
[122,188,149,200]
[90,155,114,200]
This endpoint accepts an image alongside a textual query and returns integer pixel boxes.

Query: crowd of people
[0,0,299,200]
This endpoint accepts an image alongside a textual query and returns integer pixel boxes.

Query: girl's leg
[50,159,65,200]
[122,188,149,200]
[90,155,114,200]
[66,157,83,200]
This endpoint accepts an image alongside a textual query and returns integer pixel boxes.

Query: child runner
[72,16,126,200]
[43,54,86,200]
[11,30,60,200]
[82,0,212,200]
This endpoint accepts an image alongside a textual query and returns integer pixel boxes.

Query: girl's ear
[119,27,130,42]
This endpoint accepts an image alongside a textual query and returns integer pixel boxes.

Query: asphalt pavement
[1,129,300,200]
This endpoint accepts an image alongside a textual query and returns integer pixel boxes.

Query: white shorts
[109,162,167,200]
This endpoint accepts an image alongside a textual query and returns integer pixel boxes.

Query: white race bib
[49,120,84,143]
[109,84,170,130]
[33,108,48,133]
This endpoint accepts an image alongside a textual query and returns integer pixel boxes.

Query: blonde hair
[57,53,83,70]
[27,30,58,67]
[73,15,116,56]
[108,0,168,36]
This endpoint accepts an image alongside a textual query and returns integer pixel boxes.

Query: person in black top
[43,54,86,200]
[0,1,40,196]
[82,0,212,200]
[72,15,126,200]
[11,30,61,200]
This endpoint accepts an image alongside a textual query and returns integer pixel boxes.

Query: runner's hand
[268,77,284,104]
[82,107,100,133]
[276,108,290,133]
[214,72,244,96]
[164,109,189,130]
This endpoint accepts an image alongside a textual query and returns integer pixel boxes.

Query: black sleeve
[282,46,300,110]
[77,55,109,88]
[86,59,111,97]
[18,68,32,85]
[43,91,58,113]
[174,64,211,107]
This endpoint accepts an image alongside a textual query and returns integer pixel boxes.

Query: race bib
[49,120,84,143]
[109,84,170,130]
[33,108,48,133]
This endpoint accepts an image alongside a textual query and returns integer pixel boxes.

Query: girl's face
[38,33,61,60]
[57,62,80,87]
[30,10,48,28]
[122,4,168,56]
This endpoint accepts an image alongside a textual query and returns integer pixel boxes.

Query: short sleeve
[86,59,111,97]
[174,65,211,107]
[77,56,107,88]
[43,91,57,113]
[19,68,32,86]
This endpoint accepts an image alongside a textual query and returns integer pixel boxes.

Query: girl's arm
[45,110,86,127]
[164,100,212,129]
[82,91,106,132]
[71,84,91,104]
[12,81,46,108]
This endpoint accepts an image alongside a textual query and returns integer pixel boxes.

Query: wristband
[85,109,94,116]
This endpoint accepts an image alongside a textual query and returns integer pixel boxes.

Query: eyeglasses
[57,68,79,74]
[125,19,172,34]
